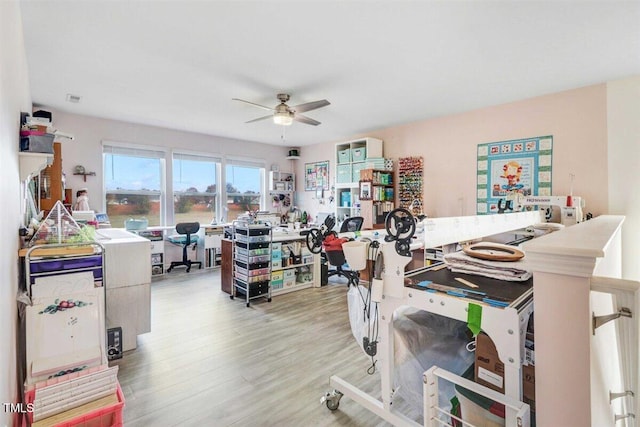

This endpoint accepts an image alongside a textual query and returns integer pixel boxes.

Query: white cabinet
[335,137,383,221]
[95,228,151,352]
[269,171,295,193]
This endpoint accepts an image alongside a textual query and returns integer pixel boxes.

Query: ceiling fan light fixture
[273,111,293,126]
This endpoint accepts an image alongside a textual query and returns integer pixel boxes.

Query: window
[173,153,220,225]
[225,161,264,221]
[103,145,165,227]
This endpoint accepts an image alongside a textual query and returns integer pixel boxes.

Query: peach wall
[297,84,609,220]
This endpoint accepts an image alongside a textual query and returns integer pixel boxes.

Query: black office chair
[324,216,364,286]
[340,216,364,233]
[167,222,202,273]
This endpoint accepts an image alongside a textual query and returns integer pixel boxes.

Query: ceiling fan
[233,93,330,126]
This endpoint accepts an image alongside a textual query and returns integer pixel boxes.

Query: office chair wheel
[322,390,343,411]
[167,266,173,273]
[186,267,191,273]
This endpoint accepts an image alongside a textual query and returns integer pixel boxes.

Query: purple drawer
[30,255,102,274]
[29,255,103,284]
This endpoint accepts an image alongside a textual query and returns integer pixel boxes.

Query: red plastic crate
[25,383,124,427]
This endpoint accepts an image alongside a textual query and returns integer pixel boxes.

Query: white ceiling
[20,1,640,147]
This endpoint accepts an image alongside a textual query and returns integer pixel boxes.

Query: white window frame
[223,157,266,219]
[102,141,167,225]
[171,150,222,225]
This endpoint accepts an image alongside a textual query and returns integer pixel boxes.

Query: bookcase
[359,169,395,229]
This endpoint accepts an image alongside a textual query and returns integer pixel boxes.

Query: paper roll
[371,278,384,303]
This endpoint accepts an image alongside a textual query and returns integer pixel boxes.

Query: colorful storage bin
[352,162,366,182]
[336,164,352,183]
[338,149,351,164]
[351,147,366,162]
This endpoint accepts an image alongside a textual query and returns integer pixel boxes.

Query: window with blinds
[103,143,166,227]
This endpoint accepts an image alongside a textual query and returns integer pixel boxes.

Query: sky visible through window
[105,155,260,193]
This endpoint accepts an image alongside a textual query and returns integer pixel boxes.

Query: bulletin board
[476,135,553,214]
[304,160,330,191]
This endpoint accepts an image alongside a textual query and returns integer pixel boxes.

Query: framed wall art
[476,135,553,214]
[304,160,330,191]
[359,181,372,200]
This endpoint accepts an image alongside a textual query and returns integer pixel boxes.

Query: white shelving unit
[334,137,383,221]
[269,171,295,193]
[270,234,320,295]
[203,225,224,268]
[134,229,165,276]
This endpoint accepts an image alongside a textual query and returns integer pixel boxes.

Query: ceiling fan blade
[293,114,321,126]
[232,98,274,111]
[246,115,273,124]
[292,99,330,113]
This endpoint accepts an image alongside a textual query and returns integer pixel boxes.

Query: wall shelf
[74,171,96,182]
[19,152,53,181]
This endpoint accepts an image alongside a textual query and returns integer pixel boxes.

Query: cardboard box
[522,364,535,412]
[474,332,505,393]
[475,332,536,412]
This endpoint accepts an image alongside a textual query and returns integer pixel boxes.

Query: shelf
[271,281,314,296]
[74,172,96,182]
[271,262,315,272]
[19,152,54,181]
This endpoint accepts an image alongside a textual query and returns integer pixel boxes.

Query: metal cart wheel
[246,302,250,307]
[322,390,343,411]
[230,295,234,300]
[267,298,272,302]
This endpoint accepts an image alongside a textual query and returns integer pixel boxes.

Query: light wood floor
[112,270,420,427]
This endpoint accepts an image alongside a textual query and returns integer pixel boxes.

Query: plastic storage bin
[26,383,124,427]
[20,133,55,154]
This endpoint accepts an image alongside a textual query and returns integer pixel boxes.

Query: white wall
[607,75,640,280]
[0,1,32,425]
[43,109,290,223]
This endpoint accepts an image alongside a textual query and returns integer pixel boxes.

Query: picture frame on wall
[359,181,372,200]
[305,160,330,191]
